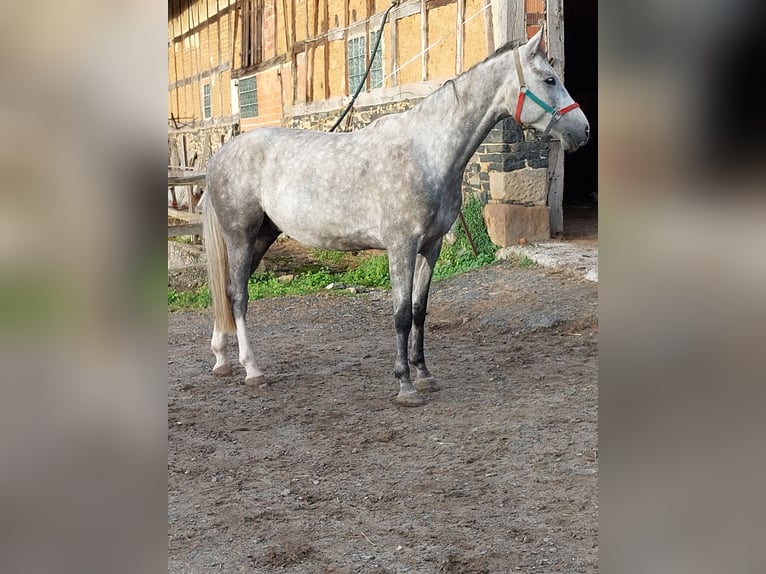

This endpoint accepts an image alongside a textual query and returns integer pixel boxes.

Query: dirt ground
[168,254,598,573]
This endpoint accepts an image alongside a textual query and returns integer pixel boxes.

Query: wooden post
[547,141,564,235]
[546,0,565,234]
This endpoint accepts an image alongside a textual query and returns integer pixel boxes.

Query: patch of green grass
[168,195,500,311]
[433,194,497,280]
[168,286,211,310]
[308,248,347,266]
[168,254,391,311]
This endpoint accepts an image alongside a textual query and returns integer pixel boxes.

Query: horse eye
[545,77,556,85]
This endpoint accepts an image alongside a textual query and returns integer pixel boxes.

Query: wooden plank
[168,173,206,185]
[547,140,564,235]
[168,223,203,238]
[168,208,203,223]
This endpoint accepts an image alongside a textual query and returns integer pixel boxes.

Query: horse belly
[261,193,386,251]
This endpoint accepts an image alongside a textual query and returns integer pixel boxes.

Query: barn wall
[426,4,457,79]
[168,0,561,243]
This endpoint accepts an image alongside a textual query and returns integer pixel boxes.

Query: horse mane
[491,39,527,59]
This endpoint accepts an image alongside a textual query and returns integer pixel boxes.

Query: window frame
[369,30,384,90]
[347,35,367,95]
[202,83,212,120]
[238,76,259,119]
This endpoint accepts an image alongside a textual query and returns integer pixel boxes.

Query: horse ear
[524,25,545,59]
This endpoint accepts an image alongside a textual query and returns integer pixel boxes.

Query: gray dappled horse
[202,28,589,406]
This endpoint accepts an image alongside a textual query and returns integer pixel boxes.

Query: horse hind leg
[249,216,281,275]
[211,219,279,384]
[226,233,267,387]
[211,326,232,376]
[410,239,442,393]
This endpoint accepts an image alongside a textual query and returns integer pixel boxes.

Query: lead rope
[329,1,400,133]
[327,0,479,257]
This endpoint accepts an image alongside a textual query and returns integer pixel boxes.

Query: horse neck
[407,56,514,180]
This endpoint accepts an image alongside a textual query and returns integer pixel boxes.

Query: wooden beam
[483,0,494,53]
[546,0,565,78]
[324,0,330,100]
[168,208,203,224]
[456,0,464,74]
[390,10,398,86]
[168,172,206,185]
[170,2,236,43]
[496,0,524,47]
[231,1,240,73]
[170,0,180,118]
[343,0,350,94]
[281,0,292,54]
[420,0,428,81]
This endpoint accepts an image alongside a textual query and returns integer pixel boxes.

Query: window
[202,83,212,119]
[369,31,384,90]
[241,0,264,69]
[347,36,366,94]
[348,32,384,94]
[238,76,258,118]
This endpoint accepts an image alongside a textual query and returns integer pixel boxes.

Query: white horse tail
[201,194,236,333]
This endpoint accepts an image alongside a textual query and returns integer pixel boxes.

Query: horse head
[503,27,590,151]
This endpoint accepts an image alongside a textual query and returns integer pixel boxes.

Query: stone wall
[168,123,239,208]
[168,123,240,169]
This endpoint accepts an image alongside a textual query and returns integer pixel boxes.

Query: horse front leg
[410,238,443,393]
[389,246,426,406]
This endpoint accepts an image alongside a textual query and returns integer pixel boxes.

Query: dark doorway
[562,0,597,241]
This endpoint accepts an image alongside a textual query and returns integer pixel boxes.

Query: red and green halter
[512,48,580,138]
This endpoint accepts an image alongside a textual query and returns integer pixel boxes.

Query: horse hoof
[415,376,441,393]
[213,365,233,376]
[396,390,426,407]
[245,375,268,388]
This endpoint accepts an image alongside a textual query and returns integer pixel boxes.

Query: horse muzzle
[561,123,590,151]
